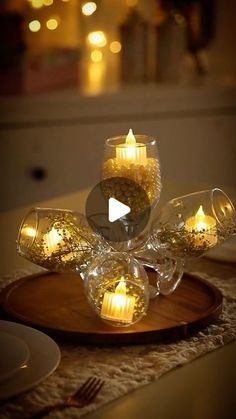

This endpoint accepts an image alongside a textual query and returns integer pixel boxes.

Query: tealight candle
[116,129,147,166]
[101,277,136,323]
[185,205,217,248]
[44,227,63,257]
[102,130,161,207]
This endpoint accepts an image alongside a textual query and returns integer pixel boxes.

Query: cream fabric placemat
[0,265,236,419]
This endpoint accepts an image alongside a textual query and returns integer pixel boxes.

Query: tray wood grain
[0,271,223,345]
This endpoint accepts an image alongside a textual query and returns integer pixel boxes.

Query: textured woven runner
[0,260,236,419]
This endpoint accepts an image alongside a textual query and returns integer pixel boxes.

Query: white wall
[1,85,236,211]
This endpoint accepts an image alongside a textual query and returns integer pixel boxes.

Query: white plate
[206,236,236,263]
[0,321,61,401]
[0,331,30,384]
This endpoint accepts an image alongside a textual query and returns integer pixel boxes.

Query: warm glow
[44,227,62,256]
[22,226,36,238]
[126,128,136,146]
[87,60,106,94]
[46,18,59,30]
[194,205,208,231]
[43,0,54,6]
[101,277,135,323]
[29,20,41,32]
[116,129,147,165]
[185,205,217,248]
[87,31,107,47]
[82,2,97,16]
[90,50,103,63]
[31,0,44,8]
[122,129,138,161]
[110,41,122,53]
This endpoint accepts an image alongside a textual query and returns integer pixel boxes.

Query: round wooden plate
[0,271,223,345]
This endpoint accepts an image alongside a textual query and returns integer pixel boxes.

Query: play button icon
[108,198,130,222]
[86,177,151,243]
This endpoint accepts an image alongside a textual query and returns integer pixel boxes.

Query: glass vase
[17,207,110,276]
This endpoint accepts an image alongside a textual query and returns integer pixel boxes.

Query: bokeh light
[110,41,122,53]
[87,31,107,47]
[46,18,59,30]
[43,0,54,6]
[31,0,44,8]
[29,20,41,32]
[91,50,103,62]
[82,2,97,16]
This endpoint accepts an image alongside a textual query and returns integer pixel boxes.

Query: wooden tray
[0,271,223,345]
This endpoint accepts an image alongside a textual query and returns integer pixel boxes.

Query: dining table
[0,185,236,419]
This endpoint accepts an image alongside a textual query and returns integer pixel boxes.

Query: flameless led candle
[43,227,63,256]
[116,129,147,165]
[102,130,161,208]
[101,277,136,323]
[185,205,217,248]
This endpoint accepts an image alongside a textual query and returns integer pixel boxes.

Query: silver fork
[32,376,105,419]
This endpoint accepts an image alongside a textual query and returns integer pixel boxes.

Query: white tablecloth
[0,263,236,419]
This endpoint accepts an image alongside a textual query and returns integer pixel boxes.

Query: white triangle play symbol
[108,197,131,223]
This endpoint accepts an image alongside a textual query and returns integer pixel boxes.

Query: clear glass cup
[137,188,236,295]
[84,252,150,327]
[151,188,236,259]
[134,188,236,297]
[17,207,110,277]
[133,242,185,297]
[101,131,161,250]
[102,131,161,207]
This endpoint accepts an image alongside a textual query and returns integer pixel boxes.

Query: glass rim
[211,188,236,225]
[16,207,75,252]
[170,187,235,226]
[105,135,157,147]
[16,207,39,252]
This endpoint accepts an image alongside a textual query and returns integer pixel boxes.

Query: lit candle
[101,277,135,323]
[116,129,147,165]
[43,227,63,257]
[185,205,217,248]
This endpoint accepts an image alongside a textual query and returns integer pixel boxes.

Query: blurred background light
[87,31,107,47]
[109,41,122,53]
[29,20,41,32]
[46,18,59,30]
[43,0,54,6]
[90,50,103,62]
[82,2,97,16]
[31,0,44,9]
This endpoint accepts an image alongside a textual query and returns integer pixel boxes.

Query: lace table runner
[0,264,236,419]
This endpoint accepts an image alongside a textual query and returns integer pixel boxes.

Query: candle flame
[115,128,147,164]
[195,205,207,231]
[115,277,126,295]
[196,205,205,217]
[126,128,136,145]
[185,205,217,248]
